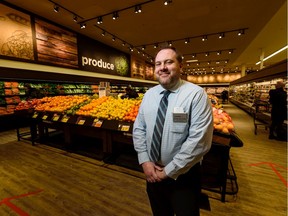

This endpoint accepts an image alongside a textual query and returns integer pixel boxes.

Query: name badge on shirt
[173,107,188,123]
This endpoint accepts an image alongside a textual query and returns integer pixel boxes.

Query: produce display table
[17,110,243,202]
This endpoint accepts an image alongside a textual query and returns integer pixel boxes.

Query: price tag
[52,114,60,121]
[42,115,48,120]
[119,124,130,132]
[61,115,69,123]
[77,119,86,125]
[32,113,38,118]
[92,119,103,127]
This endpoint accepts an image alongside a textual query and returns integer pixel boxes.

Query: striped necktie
[150,90,171,162]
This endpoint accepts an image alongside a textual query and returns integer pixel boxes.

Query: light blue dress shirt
[133,79,214,179]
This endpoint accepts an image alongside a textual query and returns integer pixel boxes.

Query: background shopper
[269,81,287,140]
[133,46,214,216]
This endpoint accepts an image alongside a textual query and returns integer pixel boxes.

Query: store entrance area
[0,103,287,216]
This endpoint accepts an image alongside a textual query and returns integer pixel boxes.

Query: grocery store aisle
[0,102,287,216]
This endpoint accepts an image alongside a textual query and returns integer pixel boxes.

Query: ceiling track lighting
[112,36,116,41]
[154,44,158,48]
[168,41,173,46]
[202,35,208,41]
[80,23,86,29]
[141,46,145,50]
[219,32,225,39]
[238,29,245,36]
[102,31,106,36]
[112,11,119,20]
[73,15,78,22]
[97,16,103,24]
[53,5,59,13]
[164,0,172,6]
[135,5,142,13]
[185,38,190,44]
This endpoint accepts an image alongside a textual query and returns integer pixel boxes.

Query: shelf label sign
[118,124,130,132]
[32,112,38,118]
[52,114,60,121]
[76,117,86,125]
[92,119,103,127]
[42,115,48,120]
[61,115,69,123]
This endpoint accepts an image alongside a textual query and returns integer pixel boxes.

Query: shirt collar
[158,79,184,95]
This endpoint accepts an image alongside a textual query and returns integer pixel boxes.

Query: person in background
[221,89,229,103]
[133,46,214,216]
[121,86,139,99]
[268,81,287,140]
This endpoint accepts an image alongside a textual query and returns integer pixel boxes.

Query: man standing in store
[133,46,214,216]
[269,81,287,140]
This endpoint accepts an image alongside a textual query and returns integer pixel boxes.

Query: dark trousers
[270,111,285,138]
[146,163,201,216]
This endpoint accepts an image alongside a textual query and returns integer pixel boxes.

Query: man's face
[154,48,182,89]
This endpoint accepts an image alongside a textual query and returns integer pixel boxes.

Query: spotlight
[228,49,233,54]
[112,11,119,20]
[192,54,196,58]
[129,46,134,52]
[54,5,59,13]
[112,36,116,41]
[141,46,145,50]
[122,42,126,46]
[164,0,172,5]
[73,15,78,22]
[219,32,225,39]
[97,16,103,24]
[217,51,221,55]
[135,5,142,13]
[168,41,172,46]
[154,43,158,48]
[185,38,190,44]
[205,52,209,56]
[202,35,207,41]
[238,29,245,36]
[102,31,106,36]
[80,23,86,29]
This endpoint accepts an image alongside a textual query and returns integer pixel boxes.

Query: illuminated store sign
[78,35,130,77]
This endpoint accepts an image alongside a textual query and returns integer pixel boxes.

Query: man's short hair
[155,46,183,63]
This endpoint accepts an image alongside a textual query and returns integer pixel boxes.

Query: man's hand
[142,162,164,183]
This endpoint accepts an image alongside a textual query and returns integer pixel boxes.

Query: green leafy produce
[115,56,129,76]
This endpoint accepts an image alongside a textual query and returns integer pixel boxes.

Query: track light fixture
[238,29,245,36]
[205,52,209,56]
[154,44,158,49]
[112,11,119,20]
[217,51,221,55]
[202,35,208,41]
[141,46,145,50]
[97,16,103,24]
[219,32,225,39]
[185,38,190,44]
[102,31,106,36]
[80,23,86,29]
[54,5,59,13]
[168,41,172,46]
[73,15,78,22]
[164,0,172,6]
[135,5,142,13]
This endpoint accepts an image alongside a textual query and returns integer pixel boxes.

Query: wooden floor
[0,103,287,216]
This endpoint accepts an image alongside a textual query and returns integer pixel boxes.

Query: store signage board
[78,35,130,77]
